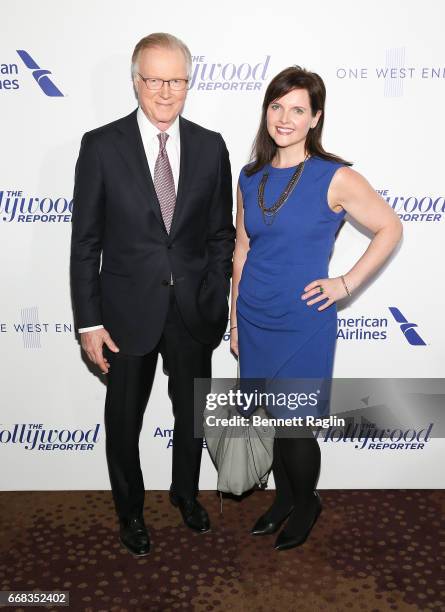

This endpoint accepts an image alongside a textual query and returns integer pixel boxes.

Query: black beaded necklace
[257,156,309,226]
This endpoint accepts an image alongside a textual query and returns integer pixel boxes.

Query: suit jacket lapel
[169,116,194,239]
[114,109,167,232]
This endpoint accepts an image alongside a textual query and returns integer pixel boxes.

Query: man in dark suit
[70,33,235,556]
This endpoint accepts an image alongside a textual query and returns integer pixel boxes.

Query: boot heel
[274,491,322,550]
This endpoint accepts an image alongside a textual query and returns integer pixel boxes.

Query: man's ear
[132,75,139,99]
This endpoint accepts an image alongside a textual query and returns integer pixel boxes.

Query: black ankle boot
[251,502,294,536]
[274,491,322,550]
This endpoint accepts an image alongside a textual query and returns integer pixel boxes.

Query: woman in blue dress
[230,66,402,551]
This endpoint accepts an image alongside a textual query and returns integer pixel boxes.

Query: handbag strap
[219,357,240,513]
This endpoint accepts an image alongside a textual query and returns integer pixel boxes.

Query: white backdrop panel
[1,0,444,489]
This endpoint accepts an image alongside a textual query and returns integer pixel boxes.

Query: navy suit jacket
[70,109,235,354]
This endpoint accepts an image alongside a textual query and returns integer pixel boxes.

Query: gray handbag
[203,360,275,497]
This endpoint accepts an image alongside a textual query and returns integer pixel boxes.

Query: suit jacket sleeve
[70,132,105,329]
[206,134,235,296]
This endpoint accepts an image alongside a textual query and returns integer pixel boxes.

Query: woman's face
[266,88,321,150]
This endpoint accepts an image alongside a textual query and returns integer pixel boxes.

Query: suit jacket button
[161,280,169,286]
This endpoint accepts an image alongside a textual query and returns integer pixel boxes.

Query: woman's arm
[303,166,403,309]
[230,183,250,355]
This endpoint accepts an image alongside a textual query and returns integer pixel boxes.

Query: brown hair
[245,66,352,176]
[131,33,192,77]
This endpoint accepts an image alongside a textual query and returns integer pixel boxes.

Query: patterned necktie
[154,132,176,233]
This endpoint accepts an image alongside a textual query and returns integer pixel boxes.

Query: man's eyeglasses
[137,74,189,91]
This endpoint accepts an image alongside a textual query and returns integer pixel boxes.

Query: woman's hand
[301,277,349,311]
[230,326,239,356]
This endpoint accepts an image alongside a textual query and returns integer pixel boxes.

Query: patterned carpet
[0,490,443,611]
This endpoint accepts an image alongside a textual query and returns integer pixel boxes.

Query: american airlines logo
[388,307,426,346]
[16,50,64,97]
[337,308,427,346]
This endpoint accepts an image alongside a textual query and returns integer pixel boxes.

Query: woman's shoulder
[239,162,259,178]
[309,155,348,183]
[238,162,262,189]
[310,155,345,170]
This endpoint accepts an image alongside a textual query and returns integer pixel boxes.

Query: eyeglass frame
[136,73,189,91]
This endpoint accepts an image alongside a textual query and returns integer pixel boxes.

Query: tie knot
[157,131,169,150]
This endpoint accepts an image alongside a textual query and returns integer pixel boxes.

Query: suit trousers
[104,286,212,520]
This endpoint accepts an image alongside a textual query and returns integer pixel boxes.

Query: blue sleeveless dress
[237,156,346,419]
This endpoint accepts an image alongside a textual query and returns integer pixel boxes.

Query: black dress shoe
[169,491,210,533]
[250,504,294,536]
[119,516,150,556]
[274,491,322,551]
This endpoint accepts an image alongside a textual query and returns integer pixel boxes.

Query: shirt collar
[137,107,180,145]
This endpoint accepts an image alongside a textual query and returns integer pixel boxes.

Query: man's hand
[80,328,119,374]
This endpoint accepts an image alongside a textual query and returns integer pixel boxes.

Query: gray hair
[131,32,192,77]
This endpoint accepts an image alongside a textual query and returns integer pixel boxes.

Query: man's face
[133,46,189,130]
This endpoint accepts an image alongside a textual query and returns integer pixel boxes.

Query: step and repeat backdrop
[1,0,444,490]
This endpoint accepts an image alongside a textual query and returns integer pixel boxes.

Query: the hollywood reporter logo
[189,55,271,91]
[0,190,72,223]
[0,424,100,451]
[316,422,433,450]
[378,189,445,222]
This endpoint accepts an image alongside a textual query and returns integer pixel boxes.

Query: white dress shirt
[137,106,181,192]
[78,108,181,333]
